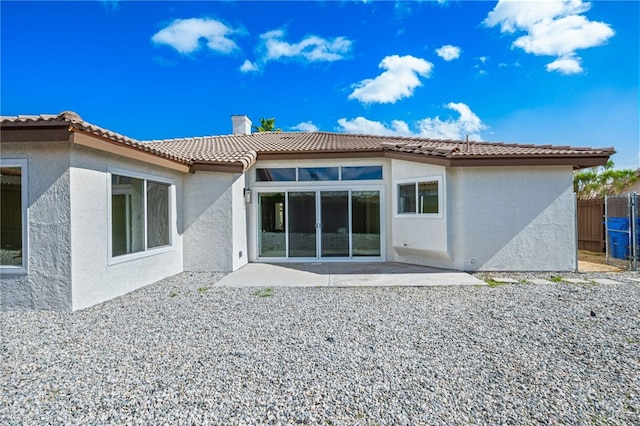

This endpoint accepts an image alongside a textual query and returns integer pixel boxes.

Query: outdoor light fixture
[243,188,252,203]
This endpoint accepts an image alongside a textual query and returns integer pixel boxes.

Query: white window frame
[254,165,384,184]
[0,158,28,274]
[107,167,175,265]
[395,175,444,219]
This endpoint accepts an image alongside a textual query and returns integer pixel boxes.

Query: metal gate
[605,193,638,270]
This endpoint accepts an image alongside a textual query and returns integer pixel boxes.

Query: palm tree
[253,117,282,132]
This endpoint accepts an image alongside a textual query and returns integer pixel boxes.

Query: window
[256,168,296,182]
[0,159,28,272]
[397,178,441,215]
[398,184,416,213]
[110,171,172,259]
[298,167,339,181]
[256,165,382,183]
[341,166,383,180]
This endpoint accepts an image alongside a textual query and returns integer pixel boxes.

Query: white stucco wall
[388,162,577,271]
[388,160,449,263]
[232,175,249,271]
[183,171,247,272]
[69,145,184,310]
[447,166,577,271]
[1,143,73,311]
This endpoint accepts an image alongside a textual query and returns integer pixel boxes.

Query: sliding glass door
[321,191,349,257]
[258,192,286,257]
[351,191,381,257]
[258,189,382,260]
[288,192,317,257]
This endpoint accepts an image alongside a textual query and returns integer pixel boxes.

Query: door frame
[253,185,385,262]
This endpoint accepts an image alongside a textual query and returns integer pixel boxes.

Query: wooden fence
[577,198,605,252]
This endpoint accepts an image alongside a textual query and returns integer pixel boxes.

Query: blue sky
[2,0,638,169]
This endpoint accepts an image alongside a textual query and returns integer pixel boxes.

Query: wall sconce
[243,188,252,203]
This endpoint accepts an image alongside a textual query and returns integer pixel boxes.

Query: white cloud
[513,15,614,57]
[337,103,486,140]
[292,121,319,132]
[337,117,413,136]
[545,55,583,74]
[483,0,614,75]
[484,0,590,32]
[152,18,239,54]
[348,55,433,104]
[416,102,486,140]
[239,59,259,73]
[435,45,461,61]
[260,29,352,63]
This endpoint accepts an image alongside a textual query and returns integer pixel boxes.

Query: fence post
[574,193,578,272]
[632,193,638,271]
[605,195,609,264]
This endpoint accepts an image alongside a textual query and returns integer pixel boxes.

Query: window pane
[0,167,23,266]
[418,181,439,214]
[288,192,317,257]
[352,191,380,257]
[147,181,170,248]
[259,192,286,257]
[398,183,416,214]
[256,168,296,182]
[298,167,338,181]
[112,175,144,256]
[341,166,382,180]
[321,191,349,257]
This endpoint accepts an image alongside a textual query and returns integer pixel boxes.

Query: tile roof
[1,111,615,172]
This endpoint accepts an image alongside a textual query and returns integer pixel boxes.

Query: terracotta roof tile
[1,112,616,171]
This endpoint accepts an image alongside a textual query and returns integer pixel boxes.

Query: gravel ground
[1,271,639,425]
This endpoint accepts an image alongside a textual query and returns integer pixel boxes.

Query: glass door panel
[352,191,381,256]
[258,192,286,257]
[320,191,349,257]
[288,192,317,257]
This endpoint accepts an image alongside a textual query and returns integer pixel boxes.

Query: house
[0,111,614,311]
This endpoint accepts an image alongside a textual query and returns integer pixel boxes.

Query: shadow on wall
[451,168,574,271]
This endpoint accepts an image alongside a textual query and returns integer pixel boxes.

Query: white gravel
[2,271,639,425]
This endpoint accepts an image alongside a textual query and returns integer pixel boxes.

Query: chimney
[231,115,252,135]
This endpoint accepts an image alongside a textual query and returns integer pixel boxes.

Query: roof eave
[0,124,73,143]
[189,162,246,174]
[71,131,191,173]
[447,154,613,169]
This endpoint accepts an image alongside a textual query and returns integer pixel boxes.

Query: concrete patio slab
[214,262,486,288]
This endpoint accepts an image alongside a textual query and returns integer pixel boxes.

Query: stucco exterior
[0,140,581,312]
[1,142,73,310]
[447,166,577,272]
[3,112,609,310]
[390,163,577,271]
[389,160,449,264]
[0,142,186,311]
[183,171,248,272]
[69,145,184,311]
